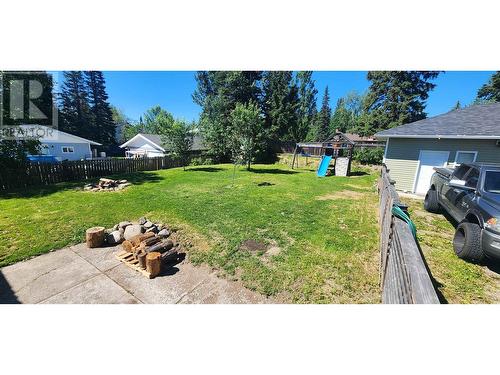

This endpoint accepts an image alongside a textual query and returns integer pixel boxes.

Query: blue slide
[316,155,332,177]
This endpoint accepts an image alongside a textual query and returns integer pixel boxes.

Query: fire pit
[83,178,131,192]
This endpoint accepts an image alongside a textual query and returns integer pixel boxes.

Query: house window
[454,151,477,165]
[62,146,74,153]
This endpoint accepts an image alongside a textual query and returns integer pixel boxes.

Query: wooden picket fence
[378,165,440,304]
[0,156,183,191]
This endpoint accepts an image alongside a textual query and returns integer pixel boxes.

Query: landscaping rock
[146,226,159,234]
[119,221,132,229]
[138,217,147,225]
[143,221,154,229]
[119,227,125,235]
[107,230,124,245]
[113,224,119,231]
[158,229,170,238]
[124,224,143,240]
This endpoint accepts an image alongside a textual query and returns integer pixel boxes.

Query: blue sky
[101,71,495,123]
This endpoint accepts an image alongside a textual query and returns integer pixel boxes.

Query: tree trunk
[122,240,134,253]
[86,226,105,248]
[146,252,161,278]
[146,239,174,254]
[138,251,147,270]
[130,232,155,247]
[161,247,178,264]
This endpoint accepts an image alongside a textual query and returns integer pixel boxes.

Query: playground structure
[291,132,355,177]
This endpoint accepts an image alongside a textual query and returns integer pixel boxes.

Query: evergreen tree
[477,71,500,103]
[316,86,331,141]
[261,71,299,159]
[330,91,365,134]
[59,71,92,139]
[294,71,317,142]
[452,100,461,110]
[84,71,116,146]
[362,71,440,134]
[193,71,262,162]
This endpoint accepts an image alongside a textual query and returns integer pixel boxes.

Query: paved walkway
[0,244,269,304]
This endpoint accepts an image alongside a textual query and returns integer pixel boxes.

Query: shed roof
[375,102,500,139]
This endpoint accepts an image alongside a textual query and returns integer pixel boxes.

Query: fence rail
[0,156,183,191]
[378,165,440,304]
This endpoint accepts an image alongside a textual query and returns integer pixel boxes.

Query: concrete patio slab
[105,262,212,304]
[0,243,271,304]
[41,274,140,304]
[70,243,121,272]
[1,248,100,303]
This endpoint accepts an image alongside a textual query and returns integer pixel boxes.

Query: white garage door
[414,150,450,195]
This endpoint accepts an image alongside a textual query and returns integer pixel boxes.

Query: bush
[189,155,213,166]
[352,147,384,165]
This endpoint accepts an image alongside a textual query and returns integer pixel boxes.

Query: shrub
[190,155,213,166]
[352,147,384,165]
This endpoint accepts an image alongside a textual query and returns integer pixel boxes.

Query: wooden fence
[0,156,183,191]
[378,165,440,304]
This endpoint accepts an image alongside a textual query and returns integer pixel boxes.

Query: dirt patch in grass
[239,239,267,253]
[316,190,364,200]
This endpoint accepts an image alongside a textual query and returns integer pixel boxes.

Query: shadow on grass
[0,171,163,199]
[186,167,224,172]
[249,168,298,175]
[0,271,19,304]
[349,171,369,177]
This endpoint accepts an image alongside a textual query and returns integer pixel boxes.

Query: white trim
[119,133,165,151]
[412,150,450,194]
[61,146,75,153]
[382,138,389,164]
[454,150,478,164]
[376,134,500,140]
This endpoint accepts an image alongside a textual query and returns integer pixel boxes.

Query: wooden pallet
[115,250,153,279]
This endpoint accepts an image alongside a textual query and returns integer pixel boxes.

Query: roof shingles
[375,103,500,139]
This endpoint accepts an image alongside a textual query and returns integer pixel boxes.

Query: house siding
[43,141,92,161]
[385,138,500,192]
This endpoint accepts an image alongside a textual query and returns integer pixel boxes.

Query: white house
[119,133,206,158]
[14,125,102,161]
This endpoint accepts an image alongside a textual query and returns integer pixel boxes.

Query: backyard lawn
[0,163,380,303]
[402,197,500,304]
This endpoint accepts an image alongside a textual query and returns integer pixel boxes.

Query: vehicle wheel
[453,222,485,262]
[424,189,440,213]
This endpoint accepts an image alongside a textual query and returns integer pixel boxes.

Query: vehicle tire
[424,189,440,213]
[453,222,485,262]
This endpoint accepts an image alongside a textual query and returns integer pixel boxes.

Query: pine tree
[294,71,317,142]
[453,100,461,110]
[261,71,299,160]
[316,86,331,141]
[477,71,500,103]
[362,71,440,134]
[84,71,116,146]
[59,71,92,139]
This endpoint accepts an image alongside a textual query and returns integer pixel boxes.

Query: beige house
[376,103,500,195]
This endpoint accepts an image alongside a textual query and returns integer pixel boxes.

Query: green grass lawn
[0,163,380,303]
[401,197,500,304]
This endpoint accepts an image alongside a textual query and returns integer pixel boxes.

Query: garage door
[414,150,450,195]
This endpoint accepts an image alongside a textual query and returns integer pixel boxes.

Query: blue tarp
[27,155,60,164]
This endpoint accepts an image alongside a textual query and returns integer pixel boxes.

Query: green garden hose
[392,205,417,238]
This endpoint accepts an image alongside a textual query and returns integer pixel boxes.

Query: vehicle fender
[461,209,485,228]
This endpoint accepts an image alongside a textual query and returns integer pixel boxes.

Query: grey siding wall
[385,138,500,192]
[43,142,92,161]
